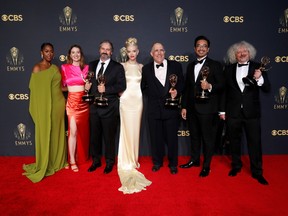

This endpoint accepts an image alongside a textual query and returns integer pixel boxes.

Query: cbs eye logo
[272,130,288,136]
[59,55,67,62]
[1,14,23,22]
[113,15,134,22]
[275,56,288,63]
[178,130,190,136]
[169,55,189,62]
[8,94,29,100]
[223,16,244,23]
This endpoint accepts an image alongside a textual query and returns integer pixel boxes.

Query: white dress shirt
[194,57,207,82]
[96,58,111,77]
[154,59,167,86]
[236,63,249,92]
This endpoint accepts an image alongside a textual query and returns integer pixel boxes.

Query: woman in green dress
[23,43,67,183]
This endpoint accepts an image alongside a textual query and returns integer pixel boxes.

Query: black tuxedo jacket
[221,61,271,118]
[88,59,126,118]
[141,59,184,119]
[181,57,225,114]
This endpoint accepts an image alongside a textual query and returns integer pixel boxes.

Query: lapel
[195,58,208,83]
[150,62,167,96]
[164,60,172,92]
[247,63,255,77]
[232,64,243,92]
[242,63,256,93]
[102,59,114,84]
[90,60,99,73]
[189,62,197,84]
[196,66,203,83]
[91,60,100,84]
[151,63,163,87]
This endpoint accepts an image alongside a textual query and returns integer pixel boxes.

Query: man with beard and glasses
[87,40,126,174]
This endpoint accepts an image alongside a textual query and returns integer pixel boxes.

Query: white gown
[117,62,152,194]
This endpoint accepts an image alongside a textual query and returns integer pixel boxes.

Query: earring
[41,54,43,59]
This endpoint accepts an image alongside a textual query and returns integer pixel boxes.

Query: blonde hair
[125,37,138,48]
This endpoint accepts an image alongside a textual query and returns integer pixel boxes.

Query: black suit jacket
[222,61,271,118]
[141,59,184,119]
[89,59,126,118]
[182,57,225,114]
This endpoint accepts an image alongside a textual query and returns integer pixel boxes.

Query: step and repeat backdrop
[1,0,287,156]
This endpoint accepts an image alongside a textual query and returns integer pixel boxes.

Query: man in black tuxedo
[88,40,126,174]
[141,42,184,174]
[179,35,225,177]
[220,41,270,185]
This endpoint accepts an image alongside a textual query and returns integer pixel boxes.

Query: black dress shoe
[228,168,241,177]
[252,174,269,185]
[179,160,200,168]
[199,168,210,177]
[170,166,178,175]
[104,165,113,174]
[152,165,161,172]
[87,162,101,172]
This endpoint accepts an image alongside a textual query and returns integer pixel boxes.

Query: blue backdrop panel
[0,0,287,156]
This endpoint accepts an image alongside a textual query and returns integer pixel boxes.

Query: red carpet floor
[0,155,287,216]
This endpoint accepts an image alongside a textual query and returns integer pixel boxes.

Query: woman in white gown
[118,37,152,194]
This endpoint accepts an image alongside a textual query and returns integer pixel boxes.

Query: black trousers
[187,111,218,168]
[226,112,263,175]
[148,116,179,167]
[89,112,119,166]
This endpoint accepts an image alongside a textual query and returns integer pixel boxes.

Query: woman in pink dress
[61,45,91,172]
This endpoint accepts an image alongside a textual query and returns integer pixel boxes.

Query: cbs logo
[178,130,190,136]
[169,55,189,62]
[271,130,288,136]
[275,56,288,63]
[8,94,29,100]
[113,15,134,22]
[223,16,244,23]
[1,14,23,22]
[59,55,67,62]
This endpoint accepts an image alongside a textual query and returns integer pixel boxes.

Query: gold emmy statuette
[242,56,272,87]
[165,74,179,107]
[81,71,95,102]
[198,66,210,99]
[94,74,108,106]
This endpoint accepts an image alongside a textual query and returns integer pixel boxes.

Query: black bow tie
[237,63,249,67]
[156,63,164,68]
[195,58,205,64]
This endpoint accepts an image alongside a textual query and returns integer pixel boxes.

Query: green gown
[23,64,67,183]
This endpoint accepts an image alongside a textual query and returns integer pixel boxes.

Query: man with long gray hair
[220,41,271,185]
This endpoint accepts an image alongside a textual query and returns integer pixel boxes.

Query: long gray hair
[225,41,257,64]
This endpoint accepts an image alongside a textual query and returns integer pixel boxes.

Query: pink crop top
[61,64,89,86]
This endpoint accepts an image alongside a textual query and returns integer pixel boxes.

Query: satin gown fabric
[66,91,90,164]
[23,65,67,183]
[118,62,151,194]
[61,64,90,165]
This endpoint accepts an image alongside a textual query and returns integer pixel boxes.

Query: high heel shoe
[70,163,79,172]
